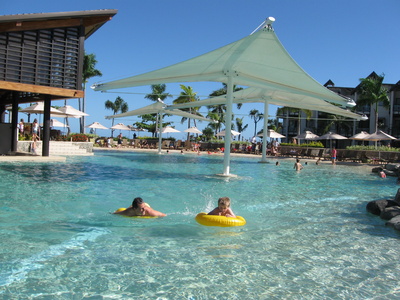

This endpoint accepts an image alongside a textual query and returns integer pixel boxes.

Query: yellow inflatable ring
[195,212,246,227]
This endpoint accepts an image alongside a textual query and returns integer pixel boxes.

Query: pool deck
[0,154,66,162]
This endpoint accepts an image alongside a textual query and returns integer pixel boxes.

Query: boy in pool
[294,159,303,171]
[208,197,236,218]
[113,197,166,217]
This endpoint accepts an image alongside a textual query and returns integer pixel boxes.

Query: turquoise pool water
[0,150,399,299]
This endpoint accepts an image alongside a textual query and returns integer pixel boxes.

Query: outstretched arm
[225,208,236,218]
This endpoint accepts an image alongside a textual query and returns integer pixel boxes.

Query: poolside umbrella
[111,123,131,131]
[216,130,240,137]
[317,132,347,149]
[364,130,396,142]
[364,130,396,150]
[111,123,131,137]
[50,119,69,128]
[161,126,180,133]
[86,122,108,135]
[128,125,148,138]
[293,131,319,140]
[20,102,66,117]
[57,105,89,118]
[184,127,203,134]
[349,131,370,140]
[257,129,285,138]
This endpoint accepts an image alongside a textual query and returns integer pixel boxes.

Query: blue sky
[3,0,399,139]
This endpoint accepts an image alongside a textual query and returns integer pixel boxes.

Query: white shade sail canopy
[92,18,361,175]
[93,23,354,108]
[169,87,364,120]
[105,101,213,123]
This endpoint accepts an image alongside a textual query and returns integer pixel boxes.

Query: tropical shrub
[280,141,324,148]
[69,133,89,142]
[346,145,400,152]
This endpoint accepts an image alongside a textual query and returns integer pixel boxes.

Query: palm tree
[249,109,263,137]
[80,53,102,133]
[207,84,243,134]
[321,113,352,136]
[356,74,390,132]
[105,96,129,137]
[173,84,203,141]
[206,111,224,136]
[202,127,215,141]
[144,84,172,137]
[235,117,248,141]
[209,83,244,109]
[144,84,172,102]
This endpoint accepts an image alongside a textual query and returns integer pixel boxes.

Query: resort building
[0,10,117,155]
[279,71,400,143]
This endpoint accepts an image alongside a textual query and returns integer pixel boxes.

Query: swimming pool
[0,150,399,299]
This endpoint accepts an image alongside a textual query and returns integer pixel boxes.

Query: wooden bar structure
[0,10,117,155]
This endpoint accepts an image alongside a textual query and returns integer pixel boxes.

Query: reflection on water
[0,150,399,299]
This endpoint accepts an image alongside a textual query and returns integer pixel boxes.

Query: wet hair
[218,197,231,208]
[132,197,144,209]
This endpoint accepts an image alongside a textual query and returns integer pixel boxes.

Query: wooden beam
[0,81,84,99]
[0,19,82,33]
[0,15,113,35]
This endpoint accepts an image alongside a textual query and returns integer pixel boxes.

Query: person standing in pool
[208,197,236,218]
[294,159,303,171]
[331,147,337,165]
[113,197,166,217]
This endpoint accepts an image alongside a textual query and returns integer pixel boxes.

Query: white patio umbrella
[50,119,69,128]
[294,131,319,140]
[111,123,131,131]
[216,130,240,137]
[20,102,66,117]
[161,126,180,133]
[257,129,286,138]
[364,130,396,159]
[364,130,396,150]
[184,127,203,134]
[57,105,89,118]
[317,132,348,149]
[364,130,396,142]
[349,131,370,140]
[86,122,108,135]
[128,125,148,138]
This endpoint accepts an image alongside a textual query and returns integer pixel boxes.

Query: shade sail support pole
[220,74,235,177]
[158,112,163,154]
[260,100,269,163]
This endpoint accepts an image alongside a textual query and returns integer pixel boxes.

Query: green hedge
[280,141,324,148]
[346,145,400,152]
